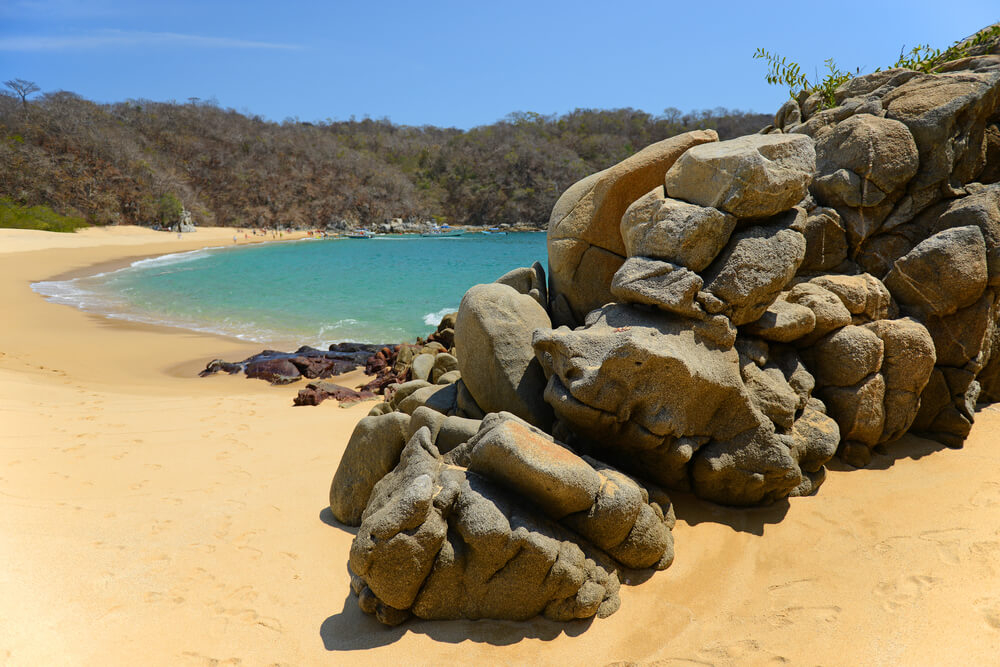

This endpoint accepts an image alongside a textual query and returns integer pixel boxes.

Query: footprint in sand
[181,650,243,666]
[874,574,939,610]
[692,639,790,665]
[876,529,971,565]
[970,481,1000,508]
[919,528,971,565]
[974,598,1000,630]
[767,578,815,594]
[213,606,284,633]
[237,545,263,559]
[226,585,258,603]
[770,605,842,628]
[970,541,1000,575]
[150,519,174,535]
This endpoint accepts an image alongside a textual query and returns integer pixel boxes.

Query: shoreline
[28,228,541,350]
[2,226,999,664]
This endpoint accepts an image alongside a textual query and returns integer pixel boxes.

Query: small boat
[345,229,374,239]
[421,225,465,237]
[481,227,507,236]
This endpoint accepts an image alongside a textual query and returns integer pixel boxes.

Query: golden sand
[1,226,998,665]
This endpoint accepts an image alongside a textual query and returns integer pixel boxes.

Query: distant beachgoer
[233,235,237,244]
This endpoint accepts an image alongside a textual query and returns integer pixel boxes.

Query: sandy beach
[2,226,999,666]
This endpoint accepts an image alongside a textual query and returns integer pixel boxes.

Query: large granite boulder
[532,304,834,505]
[797,206,849,273]
[884,225,988,317]
[547,130,719,327]
[664,133,816,219]
[496,261,548,310]
[609,257,705,319]
[773,56,1000,271]
[880,66,1000,227]
[348,427,622,625]
[465,412,674,570]
[700,218,807,325]
[454,283,553,429]
[914,291,997,447]
[804,319,936,467]
[743,298,817,342]
[329,411,411,526]
[807,273,893,323]
[620,187,737,271]
[811,114,919,246]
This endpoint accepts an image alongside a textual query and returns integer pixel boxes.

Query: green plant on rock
[892,43,942,73]
[753,49,855,110]
[755,24,1000,111]
[753,48,810,96]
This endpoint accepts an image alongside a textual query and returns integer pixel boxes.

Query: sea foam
[423,307,456,327]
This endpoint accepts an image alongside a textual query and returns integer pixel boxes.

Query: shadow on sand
[669,489,790,536]
[319,593,594,651]
[826,430,952,473]
[316,503,595,651]
[319,507,357,536]
[317,408,995,648]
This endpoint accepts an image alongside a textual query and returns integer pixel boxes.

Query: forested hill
[0,91,769,229]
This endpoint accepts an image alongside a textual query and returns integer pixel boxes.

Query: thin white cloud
[0,29,302,51]
[0,0,119,19]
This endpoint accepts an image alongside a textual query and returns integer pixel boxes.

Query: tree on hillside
[0,89,770,228]
[157,193,184,227]
[4,79,40,107]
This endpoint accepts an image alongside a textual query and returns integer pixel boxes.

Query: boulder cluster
[329,54,1000,626]
[199,325,461,404]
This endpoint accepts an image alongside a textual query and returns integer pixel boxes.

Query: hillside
[0,92,767,229]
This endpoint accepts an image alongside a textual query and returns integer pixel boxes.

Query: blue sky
[1,0,997,128]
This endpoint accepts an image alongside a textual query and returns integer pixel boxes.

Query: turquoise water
[33,233,548,346]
